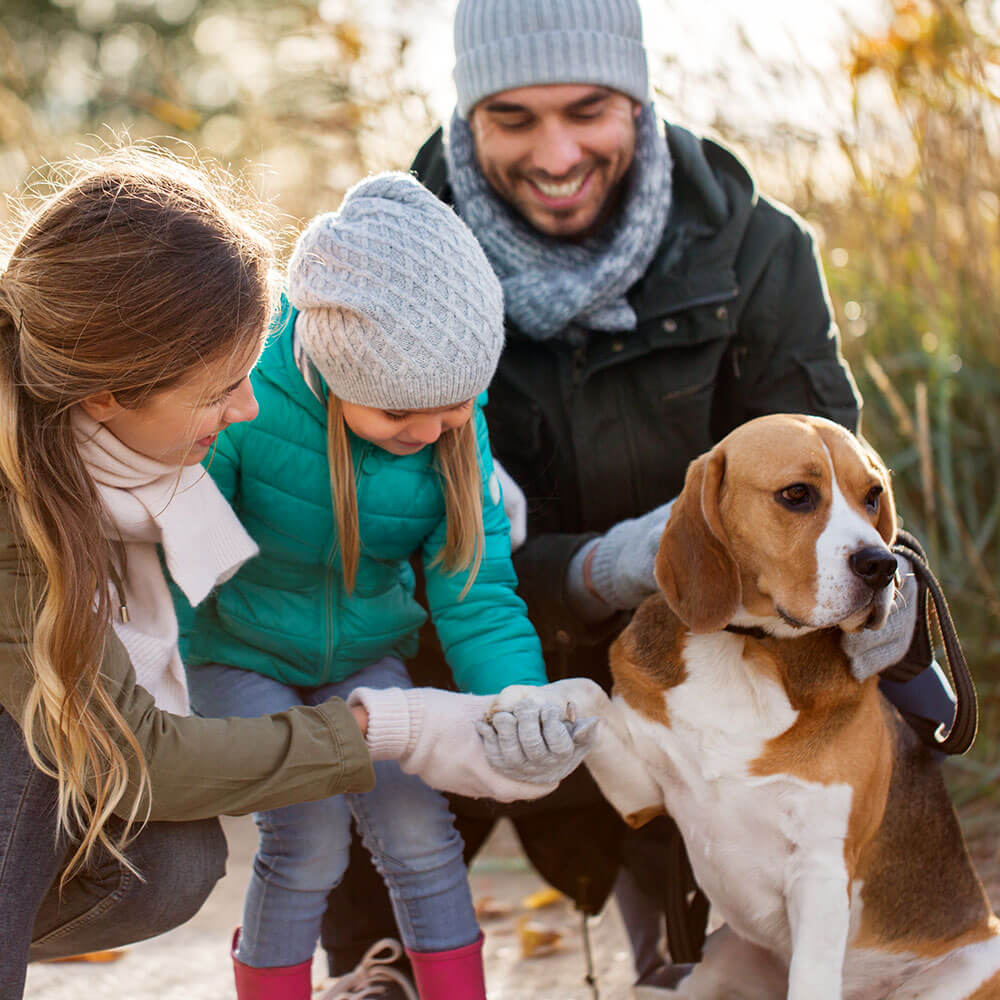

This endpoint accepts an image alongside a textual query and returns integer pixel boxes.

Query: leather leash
[890,529,978,755]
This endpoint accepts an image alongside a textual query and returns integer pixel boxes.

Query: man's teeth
[533,174,587,198]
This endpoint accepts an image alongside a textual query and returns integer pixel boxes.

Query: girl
[0,150,580,1000]
[179,173,582,1000]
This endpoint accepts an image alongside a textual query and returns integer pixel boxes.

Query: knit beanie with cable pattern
[453,0,649,118]
[287,171,505,410]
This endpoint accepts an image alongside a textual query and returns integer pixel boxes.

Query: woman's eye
[865,485,883,512]
[776,483,816,511]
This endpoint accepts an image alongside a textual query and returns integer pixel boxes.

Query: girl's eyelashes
[382,401,473,421]
[208,375,250,407]
[205,389,235,408]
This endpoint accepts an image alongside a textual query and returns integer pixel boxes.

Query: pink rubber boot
[231,928,313,1000]
[405,934,487,999]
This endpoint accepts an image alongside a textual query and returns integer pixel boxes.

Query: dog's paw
[488,678,609,721]
[487,684,542,718]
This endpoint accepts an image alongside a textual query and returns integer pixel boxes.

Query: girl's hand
[476,699,598,784]
[346,686,567,802]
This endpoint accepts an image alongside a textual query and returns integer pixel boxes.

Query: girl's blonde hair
[326,395,484,598]
[0,144,274,881]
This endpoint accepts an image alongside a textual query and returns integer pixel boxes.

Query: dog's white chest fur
[622,632,854,957]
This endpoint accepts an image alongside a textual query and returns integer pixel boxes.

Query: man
[319,2,954,996]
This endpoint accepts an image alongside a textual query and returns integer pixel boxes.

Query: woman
[0,146,583,999]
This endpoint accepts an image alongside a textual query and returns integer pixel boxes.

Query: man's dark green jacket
[412,121,861,673]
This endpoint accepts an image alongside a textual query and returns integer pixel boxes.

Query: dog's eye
[865,485,883,513]
[776,483,816,511]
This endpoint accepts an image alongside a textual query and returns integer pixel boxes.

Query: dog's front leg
[584,696,667,828]
[785,846,850,1000]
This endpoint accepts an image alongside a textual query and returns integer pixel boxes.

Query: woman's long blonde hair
[0,145,274,880]
[326,395,484,598]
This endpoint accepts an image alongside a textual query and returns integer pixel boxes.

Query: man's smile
[528,169,593,203]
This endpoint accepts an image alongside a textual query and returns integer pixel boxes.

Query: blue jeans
[186,655,479,968]
[0,707,227,999]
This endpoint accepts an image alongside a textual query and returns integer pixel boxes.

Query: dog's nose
[849,547,898,591]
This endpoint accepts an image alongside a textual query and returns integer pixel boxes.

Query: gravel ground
[23,809,1000,1000]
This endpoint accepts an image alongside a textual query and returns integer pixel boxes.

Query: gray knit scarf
[445,102,672,340]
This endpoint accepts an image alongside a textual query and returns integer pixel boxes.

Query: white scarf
[73,409,258,715]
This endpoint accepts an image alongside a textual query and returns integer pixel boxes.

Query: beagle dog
[492,414,1000,1000]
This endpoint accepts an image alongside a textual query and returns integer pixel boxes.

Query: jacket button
[662,318,678,332]
[716,306,729,321]
[555,629,572,645]
[611,340,624,352]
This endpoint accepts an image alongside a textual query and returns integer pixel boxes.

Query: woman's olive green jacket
[0,497,374,821]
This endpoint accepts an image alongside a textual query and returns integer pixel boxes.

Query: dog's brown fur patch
[851,708,996,956]
[609,593,688,727]
[748,630,996,953]
[748,629,892,873]
[968,969,1000,999]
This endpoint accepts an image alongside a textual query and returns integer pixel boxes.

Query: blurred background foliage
[0,0,436,223]
[1,0,999,784]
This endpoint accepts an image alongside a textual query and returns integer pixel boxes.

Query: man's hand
[587,499,676,609]
[476,698,599,784]
[842,554,919,682]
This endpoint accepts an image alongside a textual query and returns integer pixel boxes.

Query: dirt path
[23,815,635,1000]
[23,811,1000,999]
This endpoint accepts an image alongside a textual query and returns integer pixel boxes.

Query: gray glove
[842,554,919,682]
[476,698,599,784]
[588,499,676,610]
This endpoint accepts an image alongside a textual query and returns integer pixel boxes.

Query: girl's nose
[225,378,259,425]
[408,416,445,444]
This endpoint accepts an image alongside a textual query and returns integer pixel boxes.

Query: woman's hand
[350,703,369,736]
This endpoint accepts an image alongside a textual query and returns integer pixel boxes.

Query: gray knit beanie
[287,172,505,410]
[453,0,648,118]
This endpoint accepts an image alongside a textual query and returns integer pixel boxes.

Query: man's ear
[78,391,122,423]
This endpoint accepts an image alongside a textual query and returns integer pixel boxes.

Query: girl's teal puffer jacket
[177,299,546,695]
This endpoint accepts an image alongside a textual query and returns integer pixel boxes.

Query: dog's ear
[655,448,741,633]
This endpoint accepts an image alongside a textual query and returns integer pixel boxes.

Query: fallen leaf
[45,950,126,964]
[521,886,565,910]
[516,915,562,958]
[474,895,514,921]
